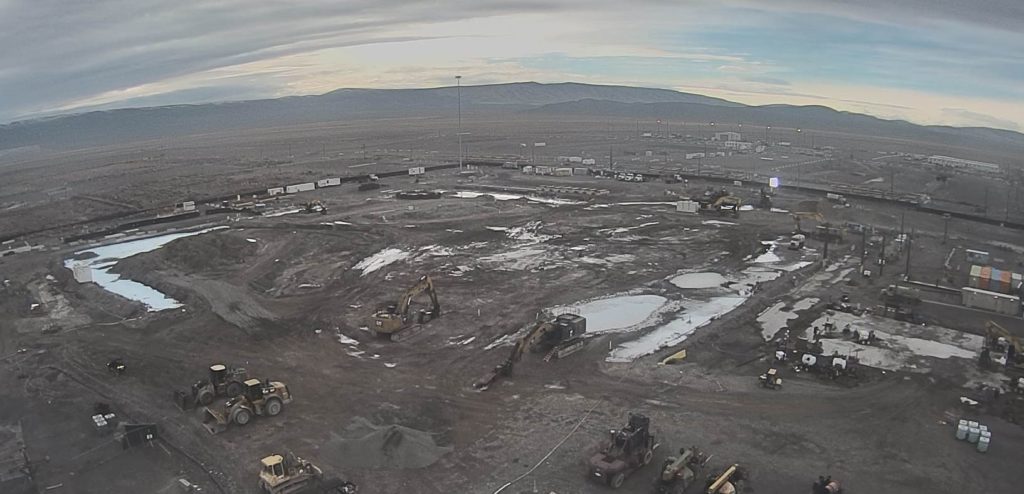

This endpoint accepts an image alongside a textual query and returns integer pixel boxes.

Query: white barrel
[968,427,980,443]
[968,420,979,429]
[977,435,990,453]
[981,430,991,440]
[979,424,988,433]
[956,424,969,440]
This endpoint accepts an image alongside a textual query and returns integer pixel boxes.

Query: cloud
[742,76,791,86]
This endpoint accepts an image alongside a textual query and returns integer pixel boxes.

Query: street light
[456,75,462,170]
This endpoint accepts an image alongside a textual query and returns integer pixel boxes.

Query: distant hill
[528,99,1024,157]
[0,82,739,151]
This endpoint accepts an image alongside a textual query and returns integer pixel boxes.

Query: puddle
[701,220,737,226]
[670,272,728,289]
[752,243,782,263]
[64,226,227,311]
[758,297,819,340]
[568,294,668,334]
[607,296,746,362]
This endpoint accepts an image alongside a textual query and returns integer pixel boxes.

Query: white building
[714,132,741,142]
[723,141,754,151]
[927,155,1001,174]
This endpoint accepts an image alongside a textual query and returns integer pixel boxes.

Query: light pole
[456,75,462,170]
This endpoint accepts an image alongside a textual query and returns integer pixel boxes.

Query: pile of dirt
[322,417,452,469]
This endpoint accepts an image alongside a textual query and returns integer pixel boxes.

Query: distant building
[685,152,705,160]
[927,155,1001,174]
[723,141,754,151]
[714,131,741,142]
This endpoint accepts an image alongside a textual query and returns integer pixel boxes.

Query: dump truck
[174,364,248,410]
[202,378,292,434]
[588,413,658,488]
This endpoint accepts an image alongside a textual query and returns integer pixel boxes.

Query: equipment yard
[2,118,1024,494]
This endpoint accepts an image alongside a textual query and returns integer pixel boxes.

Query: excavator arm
[473,321,554,389]
[394,275,441,320]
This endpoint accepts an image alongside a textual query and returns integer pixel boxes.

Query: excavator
[473,313,587,390]
[791,212,824,235]
[370,275,440,341]
[698,188,742,217]
[982,320,1023,372]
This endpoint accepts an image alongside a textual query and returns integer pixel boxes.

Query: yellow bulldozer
[370,275,441,340]
[202,378,292,434]
[258,453,357,494]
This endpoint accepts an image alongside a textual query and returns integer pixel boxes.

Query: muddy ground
[1,121,1023,494]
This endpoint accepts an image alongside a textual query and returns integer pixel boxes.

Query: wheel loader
[174,364,248,410]
[654,446,709,494]
[588,413,658,489]
[258,453,357,494]
[202,378,291,434]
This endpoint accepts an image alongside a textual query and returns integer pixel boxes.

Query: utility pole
[608,145,613,169]
[456,75,463,170]
[942,213,951,244]
[879,233,886,276]
[904,229,914,280]
[636,120,640,139]
[1005,184,1012,223]
[860,228,867,268]
[890,165,895,194]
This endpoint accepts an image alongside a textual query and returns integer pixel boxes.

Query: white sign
[534,142,547,147]
[408,167,426,176]
[769,177,781,188]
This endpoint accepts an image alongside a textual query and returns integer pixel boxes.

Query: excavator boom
[371,275,441,337]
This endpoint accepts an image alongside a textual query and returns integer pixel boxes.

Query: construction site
[2,116,1024,494]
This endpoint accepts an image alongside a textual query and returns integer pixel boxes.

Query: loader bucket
[201,407,229,435]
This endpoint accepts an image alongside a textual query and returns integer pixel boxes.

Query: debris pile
[324,417,452,469]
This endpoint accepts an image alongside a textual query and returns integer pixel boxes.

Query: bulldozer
[588,413,658,489]
[258,453,358,494]
[473,313,587,390]
[370,275,440,340]
[705,464,745,494]
[654,446,709,494]
[202,378,292,434]
[174,364,248,410]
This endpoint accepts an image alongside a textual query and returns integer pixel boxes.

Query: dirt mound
[156,233,256,272]
[322,417,451,469]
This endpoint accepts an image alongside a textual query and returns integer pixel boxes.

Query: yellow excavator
[791,212,824,235]
[711,195,742,218]
[474,313,587,389]
[705,464,745,494]
[370,275,441,340]
[983,320,1023,371]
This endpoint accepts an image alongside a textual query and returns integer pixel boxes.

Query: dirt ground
[2,118,1024,494]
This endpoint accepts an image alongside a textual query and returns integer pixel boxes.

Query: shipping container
[522,166,533,174]
[582,158,596,165]
[676,200,699,213]
[534,166,552,175]
[962,287,1021,316]
[553,168,573,176]
[573,167,589,176]
[969,265,982,288]
[1013,273,1023,293]
[285,182,315,194]
[316,177,342,188]
[965,249,990,265]
[267,187,285,196]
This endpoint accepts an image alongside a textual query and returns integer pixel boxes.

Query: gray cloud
[941,108,1021,131]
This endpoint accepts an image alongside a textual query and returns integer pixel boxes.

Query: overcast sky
[2,0,1023,130]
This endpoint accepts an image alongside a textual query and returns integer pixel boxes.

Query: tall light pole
[456,75,462,170]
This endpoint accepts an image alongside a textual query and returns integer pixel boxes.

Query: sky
[2,0,1023,131]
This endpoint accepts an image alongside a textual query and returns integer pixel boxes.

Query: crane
[370,275,440,340]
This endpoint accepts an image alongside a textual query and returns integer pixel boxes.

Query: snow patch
[352,248,412,276]
[670,272,728,289]
[607,296,746,362]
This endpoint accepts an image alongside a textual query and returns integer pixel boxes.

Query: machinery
[654,446,709,494]
[258,453,358,494]
[174,364,249,410]
[711,195,742,218]
[202,378,292,434]
[588,413,658,489]
[370,275,441,340]
[473,313,587,389]
[106,358,126,375]
[983,320,1023,371]
[705,465,745,494]
[759,368,782,389]
[303,200,327,215]
[789,234,806,250]
[790,212,823,235]
[812,475,842,494]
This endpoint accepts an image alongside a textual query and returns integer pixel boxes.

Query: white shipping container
[180,201,196,211]
[285,182,315,194]
[554,168,573,176]
[316,178,342,188]
[573,167,589,176]
[267,187,285,196]
[582,158,596,165]
[72,263,93,283]
[962,287,1020,316]
[535,166,552,175]
[522,166,534,174]
[676,200,699,213]
[568,156,583,163]
[408,167,426,175]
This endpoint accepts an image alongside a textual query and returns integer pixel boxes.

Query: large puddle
[607,296,746,362]
[670,272,728,289]
[568,294,668,334]
[64,227,227,311]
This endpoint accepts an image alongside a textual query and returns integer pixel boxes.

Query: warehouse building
[713,131,741,142]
